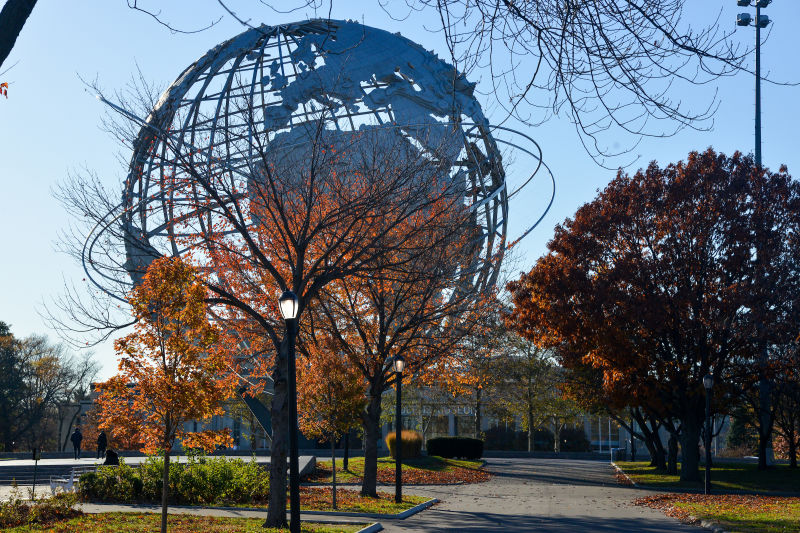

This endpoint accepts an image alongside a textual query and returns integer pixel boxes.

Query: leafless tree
[129,0,764,165]
[52,66,499,520]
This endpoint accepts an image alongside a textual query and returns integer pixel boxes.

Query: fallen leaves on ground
[299,487,427,513]
[634,493,800,531]
[613,469,634,486]
[308,462,491,485]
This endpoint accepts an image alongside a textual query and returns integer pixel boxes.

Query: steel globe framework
[118,19,509,289]
[83,19,554,312]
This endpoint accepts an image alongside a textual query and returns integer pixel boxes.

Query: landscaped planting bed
[77,455,428,514]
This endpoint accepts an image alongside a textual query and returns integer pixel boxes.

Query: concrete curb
[355,523,383,533]
[610,462,638,487]
[693,516,729,533]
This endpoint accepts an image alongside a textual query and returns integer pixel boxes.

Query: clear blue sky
[1,1,798,380]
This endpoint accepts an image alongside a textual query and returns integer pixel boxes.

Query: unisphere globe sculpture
[116,19,510,293]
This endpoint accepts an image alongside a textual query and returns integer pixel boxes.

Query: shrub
[484,426,525,450]
[0,493,80,528]
[533,428,555,451]
[79,454,270,505]
[559,427,591,452]
[427,437,484,459]
[386,430,423,459]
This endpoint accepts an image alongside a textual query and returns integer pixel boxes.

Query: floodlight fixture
[757,15,770,27]
[737,0,749,5]
[755,0,772,8]
[737,13,752,26]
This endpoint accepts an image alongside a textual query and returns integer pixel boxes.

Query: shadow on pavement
[393,509,692,532]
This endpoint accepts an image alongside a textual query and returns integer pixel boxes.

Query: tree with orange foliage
[310,197,486,497]
[508,149,800,482]
[95,257,237,533]
[297,342,365,509]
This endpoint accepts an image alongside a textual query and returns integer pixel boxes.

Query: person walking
[70,427,83,460]
[96,430,108,459]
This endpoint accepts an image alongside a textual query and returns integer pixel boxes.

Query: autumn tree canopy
[508,149,800,481]
[95,257,237,533]
[297,341,365,509]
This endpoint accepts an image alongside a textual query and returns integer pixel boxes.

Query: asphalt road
[380,458,701,532]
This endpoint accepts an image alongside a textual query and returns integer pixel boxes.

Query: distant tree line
[0,321,98,452]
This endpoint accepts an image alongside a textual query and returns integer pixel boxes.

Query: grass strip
[309,455,489,484]
[616,461,800,493]
[635,493,800,533]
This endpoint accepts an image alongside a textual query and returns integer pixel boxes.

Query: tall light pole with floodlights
[703,374,714,495]
[736,0,771,169]
[737,0,774,468]
[393,355,405,504]
[279,290,301,533]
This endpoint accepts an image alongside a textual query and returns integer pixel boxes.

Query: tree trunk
[0,0,37,71]
[679,418,702,482]
[527,409,534,452]
[553,420,561,453]
[331,438,337,509]
[474,387,482,438]
[360,386,382,498]
[789,431,797,469]
[343,433,350,471]
[161,451,170,533]
[667,433,678,475]
[644,417,668,471]
[757,391,774,471]
[264,338,289,528]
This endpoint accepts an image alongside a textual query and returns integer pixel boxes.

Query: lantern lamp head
[703,374,713,390]
[278,290,299,320]
[393,355,406,374]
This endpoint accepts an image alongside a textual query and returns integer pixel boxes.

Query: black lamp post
[279,290,301,533]
[703,374,713,495]
[393,354,405,504]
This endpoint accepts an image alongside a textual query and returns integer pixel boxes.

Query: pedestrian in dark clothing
[97,431,108,459]
[70,428,83,460]
[103,448,119,466]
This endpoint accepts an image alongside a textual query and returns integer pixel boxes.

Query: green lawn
[5,513,364,532]
[617,461,800,493]
[636,494,800,533]
[312,455,486,484]
[676,499,800,533]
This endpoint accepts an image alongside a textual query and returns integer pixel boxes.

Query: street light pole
[737,0,774,469]
[279,291,301,533]
[754,2,762,169]
[703,374,714,495]
[393,355,405,504]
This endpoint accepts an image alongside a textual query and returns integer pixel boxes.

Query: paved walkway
[379,458,700,532]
